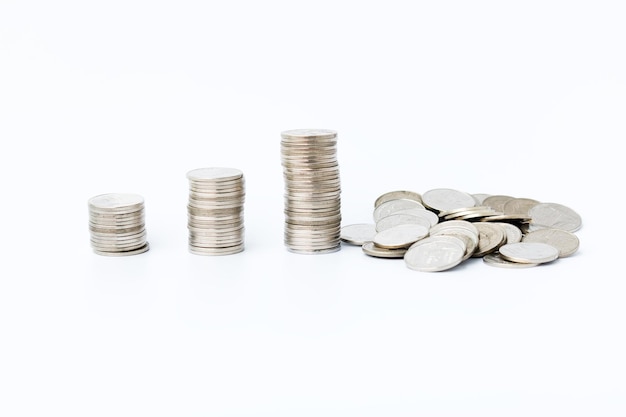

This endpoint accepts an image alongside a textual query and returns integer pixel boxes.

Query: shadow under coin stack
[186,167,245,255]
[88,193,149,256]
[281,129,342,254]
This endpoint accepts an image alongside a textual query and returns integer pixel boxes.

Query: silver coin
[88,193,144,212]
[490,222,523,244]
[373,199,424,222]
[404,235,466,272]
[499,242,559,264]
[340,223,377,245]
[375,213,431,232]
[422,188,476,212]
[189,244,245,256]
[528,202,582,233]
[503,198,540,216]
[93,242,150,257]
[361,241,407,258]
[374,191,423,208]
[483,195,514,212]
[429,220,479,237]
[522,228,580,258]
[373,223,429,249]
[281,128,337,140]
[483,252,538,268]
[472,193,491,205]
[472,222,506,258]
[393,208,439,226]
[186,167,243,182]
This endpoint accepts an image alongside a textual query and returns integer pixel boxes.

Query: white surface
[1,1,624,416]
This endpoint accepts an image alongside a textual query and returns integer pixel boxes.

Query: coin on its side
[472,222,506,257]
[522,228,580,258]
[483,252,538,268]
[362,241,407,258]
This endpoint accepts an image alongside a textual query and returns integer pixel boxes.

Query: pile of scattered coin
[186,167,246,255]
[341,188,581,271]
[88,193,150,256]
[281,129,342,254]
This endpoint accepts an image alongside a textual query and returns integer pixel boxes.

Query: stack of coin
[186,167,245,255]
[88,193,149,256]
[281,129,342,254]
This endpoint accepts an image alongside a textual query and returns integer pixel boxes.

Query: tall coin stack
[88,193,149,256]
[186,167,245,255]
[281,129,342,254]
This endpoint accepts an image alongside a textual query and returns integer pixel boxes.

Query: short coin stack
[186,167,245,255]
[281,129,342,254]
[88,193,149,256]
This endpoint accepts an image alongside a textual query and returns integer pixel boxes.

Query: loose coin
[340,223,377,245]
[498,242,559,264]
[422,188,476,212]
[361,241,407,258]
[528,202,582,233]
[404,235,466,272]
[483,252,539,268]
[373,223,429,249]
[522,228,580,258]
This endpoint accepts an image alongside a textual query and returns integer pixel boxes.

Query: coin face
[375,213,432,232]
[373,223,429,249]
[528,202,582,233]
[340,223,377,245]
[374,190,423,208]
[422,188,476,212]
[186,167,244,182]
[498,242,559,264]
[88,193,144,211]
[373,199,425,222]
[522,228,580,257]
[404,236,466,272]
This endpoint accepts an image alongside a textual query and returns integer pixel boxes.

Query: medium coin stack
[88,193,149,256]
[281,129,342,254]
[186,167,245,255]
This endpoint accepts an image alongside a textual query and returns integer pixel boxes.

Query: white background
[1,1,624,416]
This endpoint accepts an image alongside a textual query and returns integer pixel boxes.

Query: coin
[373,199,424,222]
[373,223,429,249]
[340,223,377,245]
[491,222,523,244]
[528,202,582,233]
[375,213,431,232]
[404,235,466,272]
[422,188,476,212]
[374,190,423,208]
[361,241,407,258]
[472,222,506,257]
[522,228,580,258]
[483,252,538,268]
[498,242,559,264]
[483,195,514,212]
